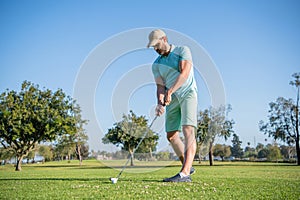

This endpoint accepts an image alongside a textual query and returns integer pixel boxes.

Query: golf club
[110,115,158,184]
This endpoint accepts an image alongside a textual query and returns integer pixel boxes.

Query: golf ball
[110,178,118,184]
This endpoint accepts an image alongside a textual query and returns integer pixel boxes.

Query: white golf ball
[111,178,118,184]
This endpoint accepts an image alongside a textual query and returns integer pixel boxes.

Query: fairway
[0,160,299,199]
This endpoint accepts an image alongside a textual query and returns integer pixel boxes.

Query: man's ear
[162,36,168,43]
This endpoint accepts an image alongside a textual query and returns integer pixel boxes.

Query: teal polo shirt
[152,45,197,98]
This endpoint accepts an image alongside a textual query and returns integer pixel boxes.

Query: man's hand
[155,104,165,116]
[164,89,172,106]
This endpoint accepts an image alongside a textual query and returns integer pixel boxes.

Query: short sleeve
[179,46,193,62]
[152,62,161,78]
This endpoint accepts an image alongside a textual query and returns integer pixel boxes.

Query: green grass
[0,160,299,199]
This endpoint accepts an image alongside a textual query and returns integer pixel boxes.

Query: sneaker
[190,167,196,175]
[163,173,192,182]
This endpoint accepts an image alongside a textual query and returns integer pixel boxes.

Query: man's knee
[167,134,175,142]
[167,131,179,142]
[182,125,195,136]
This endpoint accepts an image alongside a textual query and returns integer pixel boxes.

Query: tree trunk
[76,144,82,166]
[15,155,24,171]
[68,152,71,163]
[209,142,213,166]
[296,135,300,165]
[149,147,153,160]
[130,152,134,166]
[198,152,202,164]
[295,80,299,165]
[198,144,202,164]
[78,154,82,166]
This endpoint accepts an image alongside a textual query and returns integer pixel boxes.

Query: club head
[110,177,118,184]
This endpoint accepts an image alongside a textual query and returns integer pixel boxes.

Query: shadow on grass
[205,162,298,167]
[32,165,110,169]
[107,165,181,169]
[115,178,202,184]
[117,179,162,183]
[26,164,183,170]
[0,177,166,184]
[0,177,110,182]
[25,161,298,169]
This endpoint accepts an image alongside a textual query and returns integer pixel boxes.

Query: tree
[0,147,14,164]
[55,135,74,161]
[77,144,89,161]
[196,109,210,163]
[55,118,88,166]
[259,73,300,165]
[72,108,88,165]
[230,133,243,159]
[267,143,282,162]
[244,145,257,160]
[0,81,85,170]
[280,145,296,160]
[38,145,53,162]
[197,105,234,166]
[257,148,269,159]
[25,150,36,163]
[256,143,264,153]
[102,111,159,166]
[156,151,170,161]
[213,144,231,161]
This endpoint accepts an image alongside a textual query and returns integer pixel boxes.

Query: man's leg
[167,131,184,163]
[163,127,196,182]
[180,125,196,176]
[180,90,197,176]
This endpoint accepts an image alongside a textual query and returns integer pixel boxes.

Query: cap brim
[147,39,159,48]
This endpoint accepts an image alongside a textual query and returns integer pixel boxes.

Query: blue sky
[1,0,299,152]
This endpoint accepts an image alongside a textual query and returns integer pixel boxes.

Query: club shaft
[116,116,158,179]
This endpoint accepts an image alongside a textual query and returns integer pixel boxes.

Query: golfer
[147,29,197,182]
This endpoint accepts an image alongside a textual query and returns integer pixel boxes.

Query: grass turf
[0,160,299,199]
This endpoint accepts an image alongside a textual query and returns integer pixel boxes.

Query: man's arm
[155,76,166,116]
[165,60,192,105]
[155,76,166,106]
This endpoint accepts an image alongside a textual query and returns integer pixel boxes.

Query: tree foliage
[38,145,53,162]
[197,105,234,165]
[260,97,296,142]
[102,110,159,166]
[0,81,86,170]
[244,145,257,160]
[213,144,231,161]
[0,147,14,164]
[266,143,282,161]
[55,111,88,165]
[280,145,296,160]
[196,109,210,162]
[260,72,300,165]
[257,148,268,159]
[230,133,243,158]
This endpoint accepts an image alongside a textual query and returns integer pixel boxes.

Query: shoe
[190,167,196,175]
[163,173,192,182]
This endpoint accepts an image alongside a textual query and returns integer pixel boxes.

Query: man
[147,29,198,182]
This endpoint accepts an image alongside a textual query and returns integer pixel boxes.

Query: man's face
[153,37,168,55]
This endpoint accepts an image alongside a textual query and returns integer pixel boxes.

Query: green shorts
[165,90,197,132]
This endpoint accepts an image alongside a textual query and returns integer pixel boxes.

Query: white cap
[147,29,166,48]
